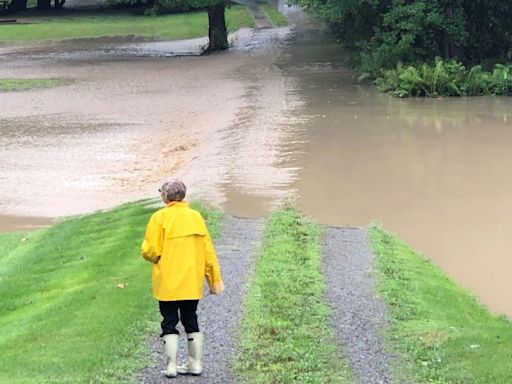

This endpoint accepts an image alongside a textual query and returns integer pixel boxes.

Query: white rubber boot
[177,332,204,376]
[162,334,179,378]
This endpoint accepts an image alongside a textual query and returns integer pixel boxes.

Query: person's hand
[209,281,225,295]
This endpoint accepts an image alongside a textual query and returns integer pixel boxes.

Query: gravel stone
[323,227,396,384]
[140,216,264,384]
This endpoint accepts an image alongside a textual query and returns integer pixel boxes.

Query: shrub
[375,58,512,97]
[488,64,512,96]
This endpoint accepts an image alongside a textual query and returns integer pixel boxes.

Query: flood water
[1,5,512,316]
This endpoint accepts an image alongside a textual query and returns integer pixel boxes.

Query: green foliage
[0,200,221,383]
[235,204,352,383]
[463,1,512,63]
[292,0,512,85]
[375,58,512,97]
[369,224,512,383]
[463,65,487,96]
[489,64,512,96]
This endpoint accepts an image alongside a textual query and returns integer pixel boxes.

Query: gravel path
[323,227,395,384]
[140,216,264,384]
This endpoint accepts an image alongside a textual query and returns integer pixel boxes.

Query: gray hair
[159,179,186,201]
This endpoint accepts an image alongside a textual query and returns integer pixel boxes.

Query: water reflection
[185,27,306,216]
[277,20,512,316]
[389,97,512,130]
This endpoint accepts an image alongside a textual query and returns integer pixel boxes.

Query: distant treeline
[290,0,512,96]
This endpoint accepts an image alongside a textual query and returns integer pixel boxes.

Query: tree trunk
[8,0,27,12]
[37,0,51,9]
[206,3,228,53]
[441,5,459,60]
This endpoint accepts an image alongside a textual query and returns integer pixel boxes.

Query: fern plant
[488,64,512,95]
[374,58,512,97]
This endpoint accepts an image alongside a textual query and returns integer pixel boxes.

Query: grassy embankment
[258,0,288,27]
[370,225,512,383]
[236,205,352,383]
[0,6,254,42]
[0,200,222,384]
[0,78,66,91]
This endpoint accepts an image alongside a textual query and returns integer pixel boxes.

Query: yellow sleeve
[204,233,224,294]
[140,212,164,264]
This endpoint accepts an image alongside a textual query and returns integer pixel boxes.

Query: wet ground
[1,4,512,317]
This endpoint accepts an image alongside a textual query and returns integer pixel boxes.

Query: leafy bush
[489,64,512,96]
[375,58,512,97]
[462,65,487,96]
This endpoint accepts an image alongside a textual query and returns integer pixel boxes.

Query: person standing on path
[141,179,225,378]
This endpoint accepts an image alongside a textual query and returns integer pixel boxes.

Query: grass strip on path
[257,1,288,27]
[0,78,64,91]
[369,224,512,383]
[235,205,352,384]
[0,200,221,384]
[0,6,254,42]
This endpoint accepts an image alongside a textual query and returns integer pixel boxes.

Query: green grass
[0,78,64,91]
[0,200,222,384]
[190,200,223,240]
[235,205,352,384]
[258,1,288,27]
[227,4,256,31]
[0,6,254,42]
[369,224,512,383]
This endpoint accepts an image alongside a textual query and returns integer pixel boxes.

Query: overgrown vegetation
[369,224,512,383]
[257,0,288,27]
[375,58,512,97]
[0,78,64,91]
[0,7,253,42]
[0,200,221,383]
[235,205,352,384]
[289,0,512,96]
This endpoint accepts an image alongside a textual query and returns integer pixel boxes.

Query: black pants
[159,300,199,336]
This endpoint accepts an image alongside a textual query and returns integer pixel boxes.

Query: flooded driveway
[0,35,249,220]
[1,5,512,317]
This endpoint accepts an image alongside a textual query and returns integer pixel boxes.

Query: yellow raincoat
[141,201,224,301]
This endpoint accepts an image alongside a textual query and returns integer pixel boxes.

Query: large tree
[205,1,228,52]
[138,0,230,52]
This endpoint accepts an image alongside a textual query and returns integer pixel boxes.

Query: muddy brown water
[1,5,511,317]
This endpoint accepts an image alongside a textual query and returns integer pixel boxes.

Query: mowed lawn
[0,6,255,42]
[0,200,221,384]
